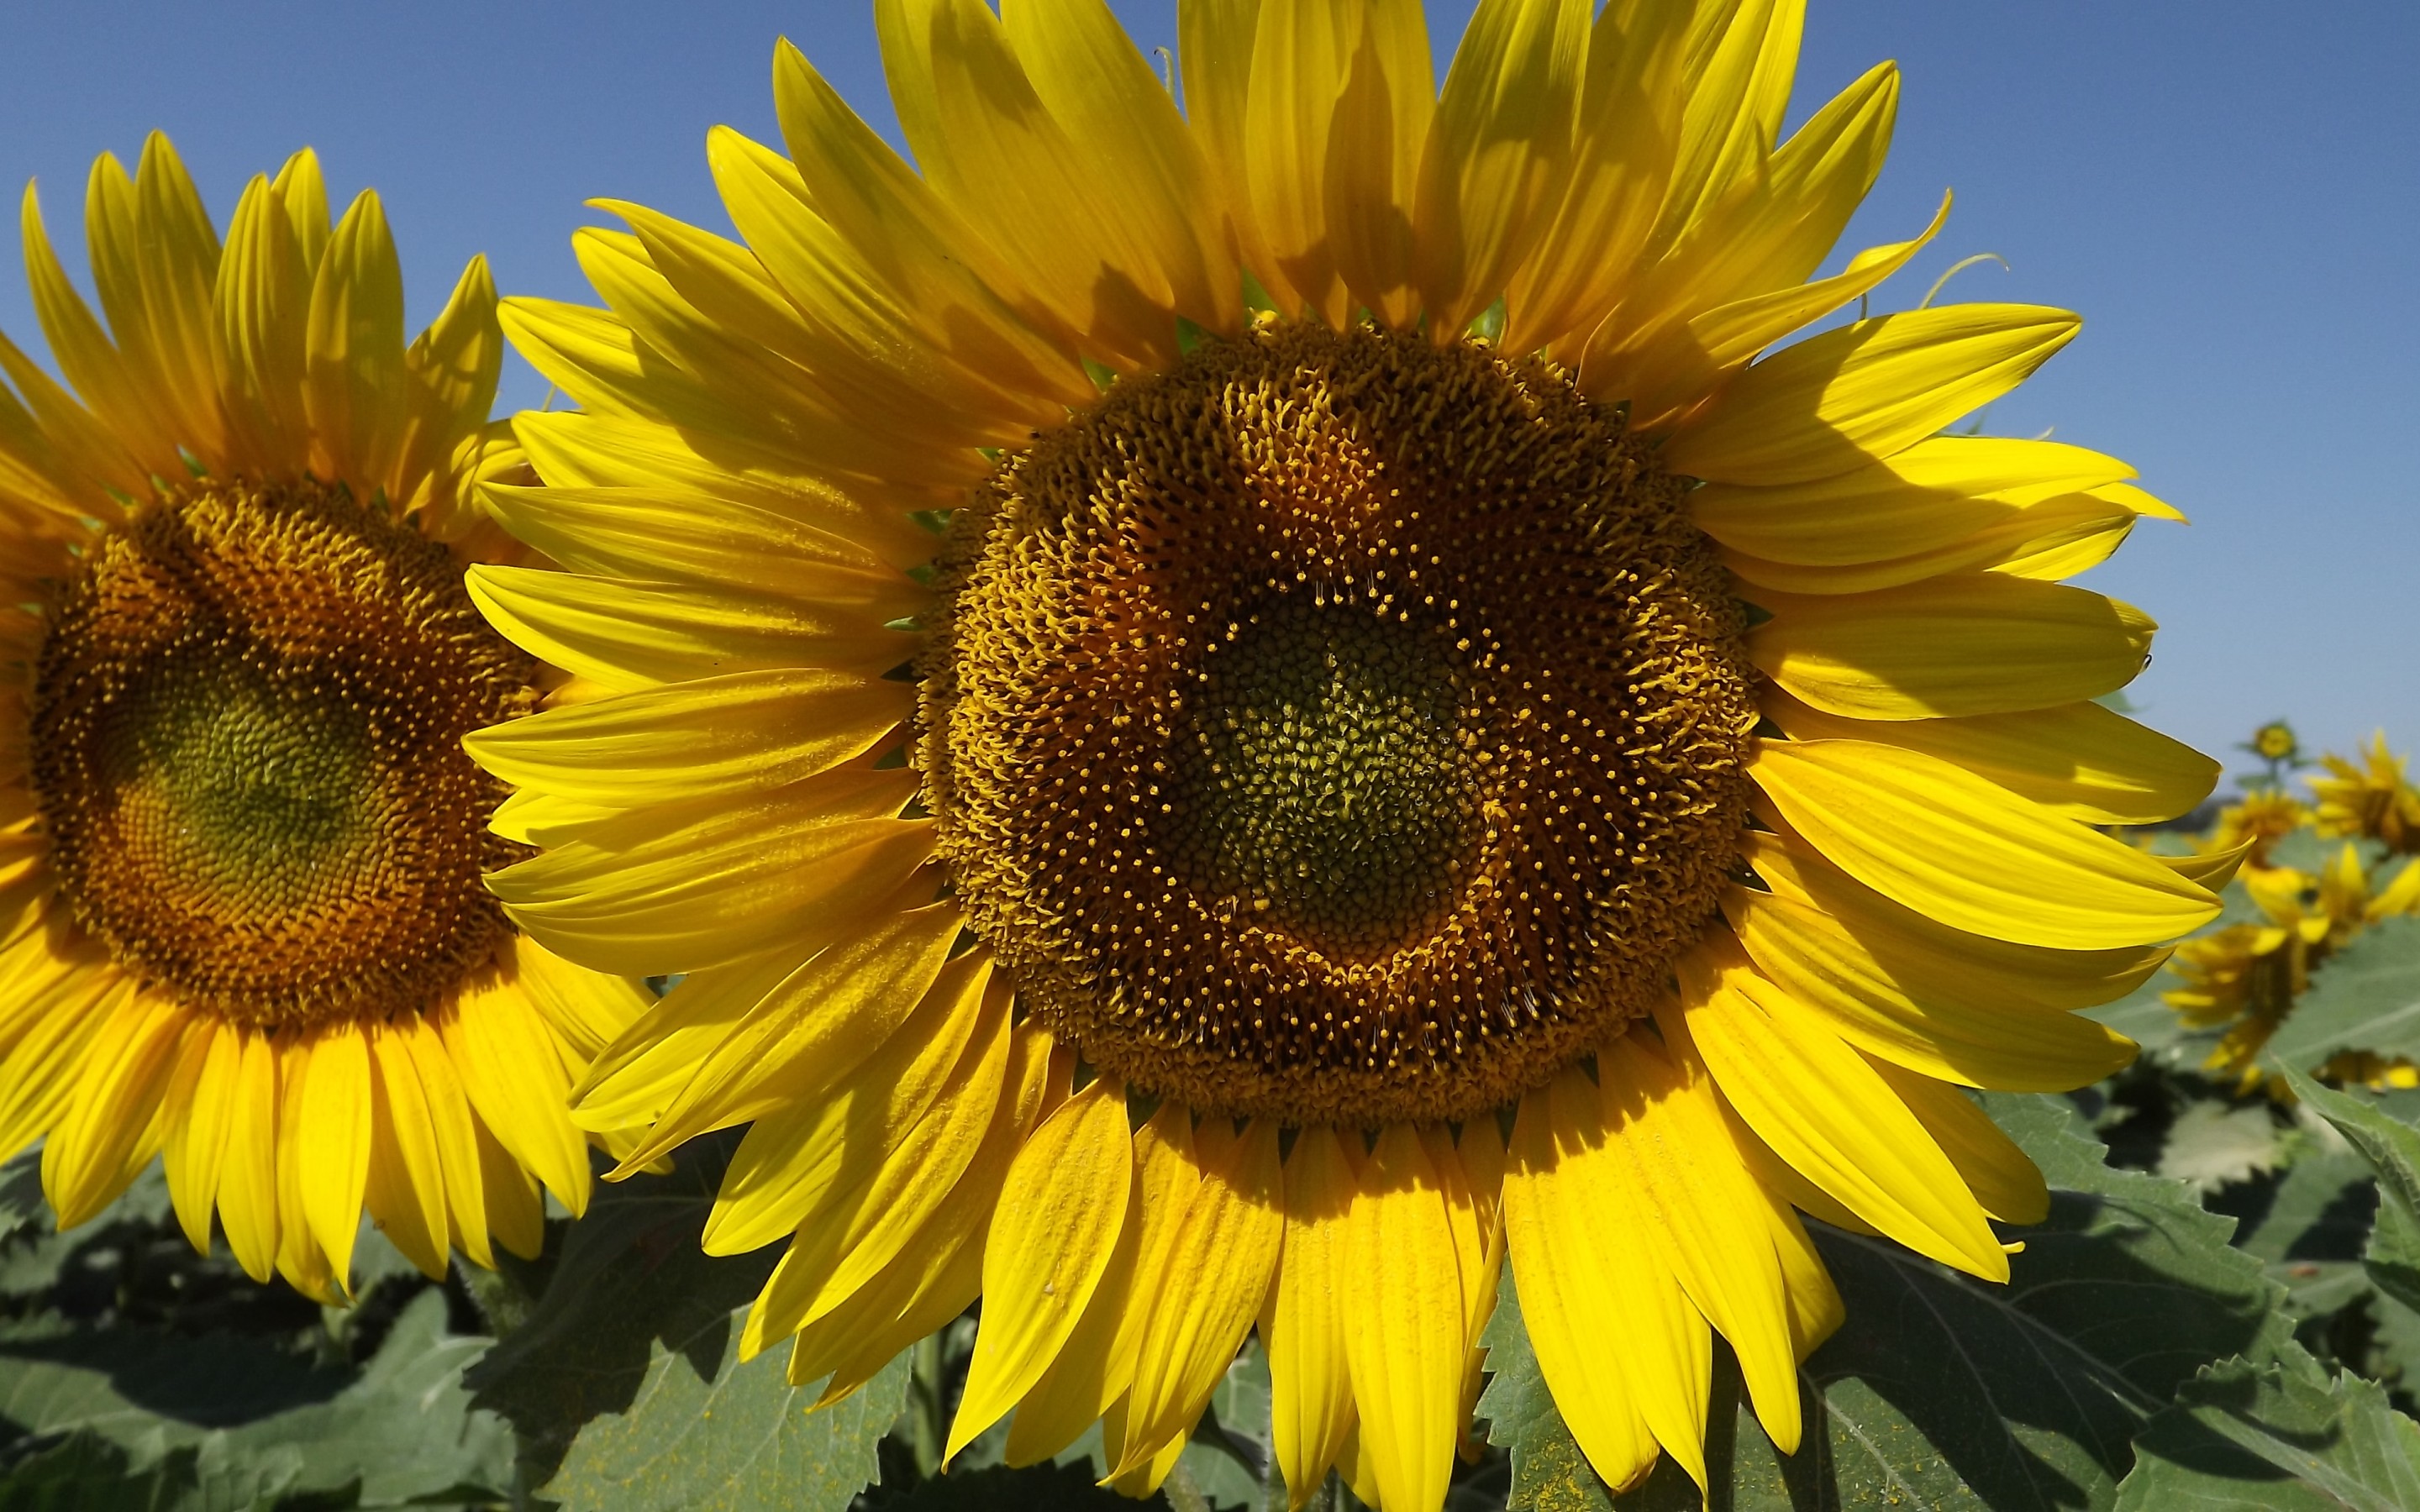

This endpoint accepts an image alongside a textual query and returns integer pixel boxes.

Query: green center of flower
[29,480,535,1027]
[919,322,1755,1126]
[1165,593,1479,957]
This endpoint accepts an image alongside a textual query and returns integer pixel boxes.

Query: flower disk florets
[919,323,1756,1126]
[29,480,534,1027]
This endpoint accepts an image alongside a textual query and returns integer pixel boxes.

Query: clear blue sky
[1,3,2412,786]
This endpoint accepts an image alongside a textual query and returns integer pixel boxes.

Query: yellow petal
[1723,885,2139,1091]
[392,255,504,519]
[1865,1058,2049,1225]
[1665,958,2008,1281]
[1744,826,2170,1010]
[437,983,590,1215]
[1413,0,1591,333]
[293,1024,375,1286]
[1003,0,1239,333]
[1665,304,2081,486]
[1597,1032,1804,1457]
[1323,0,1434,326]
[1501,0,1689,357]
[1750,738,2221,949]
[305,190,408,495]
[161,1018,238,1253]
[1117,1119,1284,1467]
[1264,1125,1360,1507]
[1339,1123,1476,1512]
[702,953,996,1257]
[1763,693,2217,827]
[1691,434,2139,564]
[468,563,917,696]
[466,669,908,810]
[214,173,316,474]
[612,900,963,1171]
[218,1026,284,1282]
[43,990,187,1227]
[950,1079,1135,1458]
[486,766,929,977]
[1500,1068,1686,1492]
[1748,574,2154,720]
[1663,0,1802,232]
[363,1021,452,1278]
[393,1014,492,1268]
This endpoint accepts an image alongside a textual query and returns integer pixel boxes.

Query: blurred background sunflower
[0,135,646,1301]
[466,0,2232,1504]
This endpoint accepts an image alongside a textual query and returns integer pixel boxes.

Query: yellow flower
[0,135,648,1301]
[2311,732,2420,854]
[467,3,2223,1502]
[2207,787,2307,866]
[2168,843,2406,1087]
[2251,722,2300,764]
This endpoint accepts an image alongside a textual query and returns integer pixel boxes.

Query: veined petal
[1339,1122,1470,1512]
[1413,0,1591,333]
[437,981,590,1214]
[362,1021,451,1278]
[1744,827,2169,1009]
[479,482,922,603]
[611,900,963,1169]
[1003,0,1241,333]
[304,191,408,495]
[1865,1058,2049,1225]
[878,0,1181,368]
[1264,1125,1359,1507]
[1722,490,2138,596]
[1750,738,2220,949]
[392,255,503,517]
[487,767,929,977]
[161,1017,239,1253]
[1723,884,2139,1091]
[467,564,918,694]
[1763,693,2218,826]
[1664,305,2081,485]
[1323,0,1434,326]
[466,668,910,810]
[1118,1118,1284,1467]
[950,1079,1134,1458]
[218,1026,283,1282]
[22,182,181,479]
[41,990,187,1227]
[1747,574,2155,719]
[1597,1032,1804,1457]
[1502,0,1689,357]
[1692,435,2139,564]
[1663,0,1802,233]
[1668,955,2007,1280]
[294,1024,375,1288]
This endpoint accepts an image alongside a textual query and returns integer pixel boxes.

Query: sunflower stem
[909,1332,944,1479]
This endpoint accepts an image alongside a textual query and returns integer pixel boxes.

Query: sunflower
[2311,732,2420,854]
[468,2,2229,1501]
[0,135,647,1301]
[2207,787,2307,866]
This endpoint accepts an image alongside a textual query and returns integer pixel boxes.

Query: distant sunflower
[470,2,2227,1501]
[2311,733,2420,854]
[0,136,646,1300]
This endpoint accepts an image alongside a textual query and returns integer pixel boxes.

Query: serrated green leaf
[2160,1102,2285,1193]
[464,1136,776,1483]
[0,1429,303,1511]
[537,1331,908,1512]
[2265,917,2420,1070]
[859,1461,1142,1510]
[2278,1068,2420,1317]
[2114,1353,2420,1510]
[0,1289,508,1507]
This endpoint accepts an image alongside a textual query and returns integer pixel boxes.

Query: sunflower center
[1166,592,1480,956]
[920,323,1755,1126]
[29,480,534,1027]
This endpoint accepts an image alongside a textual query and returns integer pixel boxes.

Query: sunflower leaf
[2112,1352,2420,1509]
[0,1428,305,1510]
[2265,916,2420,1071]
[534,1327,908,1512]
[2275,1067,2420,1315]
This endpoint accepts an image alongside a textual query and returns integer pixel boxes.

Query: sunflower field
[3,1,2417,1509]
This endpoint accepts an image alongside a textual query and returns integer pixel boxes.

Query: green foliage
[2267,918,2420,1069]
